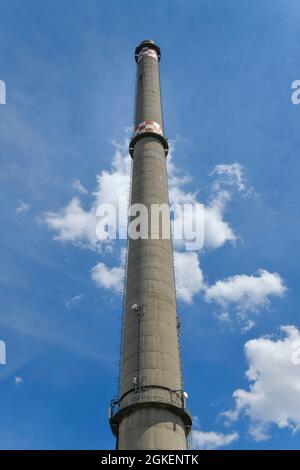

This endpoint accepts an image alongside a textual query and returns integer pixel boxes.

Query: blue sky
[0,0,300,450]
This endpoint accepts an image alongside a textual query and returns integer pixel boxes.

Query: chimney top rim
[135,40,161,62]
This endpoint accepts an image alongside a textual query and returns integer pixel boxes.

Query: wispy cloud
[65,294,84,309]
[16,200,30,215]
[14,376,24,385]
[72,179,88,195]
[210,163,247,193]
[192,429,239,450]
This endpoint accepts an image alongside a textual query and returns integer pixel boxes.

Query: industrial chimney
[109,39,192,450]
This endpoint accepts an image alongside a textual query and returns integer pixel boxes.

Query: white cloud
[210,163,246,193]
[205,269,286,320]
[91,262,124,294]
[174,251,205,303]
[202,162,255,248]
[16,200,30,214]
[43,197,98,248]
[225,326,300,440]
[204,190,236,249]
[203,162,255,248]
[65,294,84,309]
[42,139,131,250]
[14,376,24,385]
[192,429,239,450]
[168,150,237,250]
[93,139,131,210]
[72,178,88,194]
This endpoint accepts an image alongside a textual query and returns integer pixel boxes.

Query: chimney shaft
[110,40,192,450]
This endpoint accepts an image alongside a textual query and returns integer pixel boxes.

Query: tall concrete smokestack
[109,40,192,450]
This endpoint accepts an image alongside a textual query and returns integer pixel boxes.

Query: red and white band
[135,120,163,137]
[137,47,158,63]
